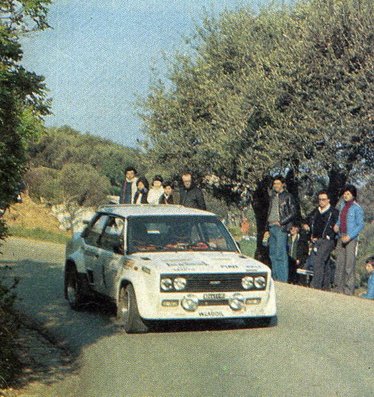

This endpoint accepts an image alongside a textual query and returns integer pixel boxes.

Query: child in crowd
[134,177,149,204]
[287,223,309,284]
[159,181,174,204]
[361,256,374,300]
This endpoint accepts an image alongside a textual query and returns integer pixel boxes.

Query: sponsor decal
[245,266,260,271]
[220,264,239,269]
[203,293,226,300]
[166,261,208,267]
[198,311,224,317]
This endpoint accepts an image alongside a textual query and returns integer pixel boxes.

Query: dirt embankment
[3,195,63,233]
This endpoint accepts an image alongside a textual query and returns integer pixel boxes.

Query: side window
[100,217,125,253]
[84,215,110,247]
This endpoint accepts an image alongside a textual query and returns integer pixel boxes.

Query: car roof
[97,204,217,218]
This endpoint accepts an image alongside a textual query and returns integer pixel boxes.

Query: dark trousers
[310,239,335,290]
[334,238,357,295]
[288,257,299,284]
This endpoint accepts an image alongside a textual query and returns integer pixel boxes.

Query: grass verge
[238,238,257,257]
[8,226,70,245]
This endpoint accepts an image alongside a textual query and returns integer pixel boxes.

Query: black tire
[65,265,85,310]
[117,284,149,333]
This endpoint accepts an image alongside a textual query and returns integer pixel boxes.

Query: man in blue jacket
[333,184,365,295]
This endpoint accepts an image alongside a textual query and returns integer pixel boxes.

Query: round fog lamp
[174,277,187,291]
[181,294,198,311]
[241,276,254,290]
[229,293,245,311]
[254,276,266,289]
[161,278,173,291]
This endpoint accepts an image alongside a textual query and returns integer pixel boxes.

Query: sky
[21,0,264,148]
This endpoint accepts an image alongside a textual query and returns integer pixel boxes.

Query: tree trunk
[327,166,348,207]
[285,166,302,224]
[252,176,271,264]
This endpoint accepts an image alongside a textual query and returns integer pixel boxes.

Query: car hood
[131,251,270,274]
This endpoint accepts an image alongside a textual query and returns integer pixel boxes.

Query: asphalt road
[1,238,373,397]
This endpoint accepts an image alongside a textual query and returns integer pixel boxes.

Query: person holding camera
[302,191,339,290]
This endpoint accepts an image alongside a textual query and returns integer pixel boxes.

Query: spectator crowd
[263,176,369,299]
[118,167,371,299]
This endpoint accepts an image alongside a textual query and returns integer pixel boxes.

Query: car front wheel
[65,266,85,310]
[117,284,149,333]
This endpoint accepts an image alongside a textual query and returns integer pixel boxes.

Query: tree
[140,0,374,259]
[24,166,61,203]
[58,163,111,229]
[0,0,51,240]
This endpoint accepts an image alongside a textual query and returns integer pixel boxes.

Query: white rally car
[64,205,276,333]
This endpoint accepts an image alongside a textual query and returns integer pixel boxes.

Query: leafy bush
[0,272,20,388]
[25,166,62,204]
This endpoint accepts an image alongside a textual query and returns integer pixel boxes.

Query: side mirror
[236,241,241,250]
[113,241,124,255]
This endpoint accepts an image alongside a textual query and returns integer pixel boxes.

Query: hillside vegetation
[27,126,145,200]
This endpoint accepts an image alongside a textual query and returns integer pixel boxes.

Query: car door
[82,214,110,291]
[96,216,126,297]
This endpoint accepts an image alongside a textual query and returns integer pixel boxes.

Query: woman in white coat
[147,175,164,205]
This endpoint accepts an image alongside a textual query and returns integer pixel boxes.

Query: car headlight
[160,278,173,291]
[254,276,266,289]
[174,277,187,291]
[241,276,254,290]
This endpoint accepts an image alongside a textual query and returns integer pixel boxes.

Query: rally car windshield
[127,215,238,254]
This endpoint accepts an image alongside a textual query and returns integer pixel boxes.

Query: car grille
[160,273,268,292]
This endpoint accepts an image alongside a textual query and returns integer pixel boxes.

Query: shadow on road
[1,250,276,393]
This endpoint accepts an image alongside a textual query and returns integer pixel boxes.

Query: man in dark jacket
[303,190,339,290]
[264,176,297,282]
[119,166,138,204]
[179,172,206,210]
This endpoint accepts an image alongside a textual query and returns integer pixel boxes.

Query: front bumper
[138,279,276,320]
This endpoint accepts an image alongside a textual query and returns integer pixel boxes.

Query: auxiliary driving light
[229,293,245,311]
[181,294,199,311]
